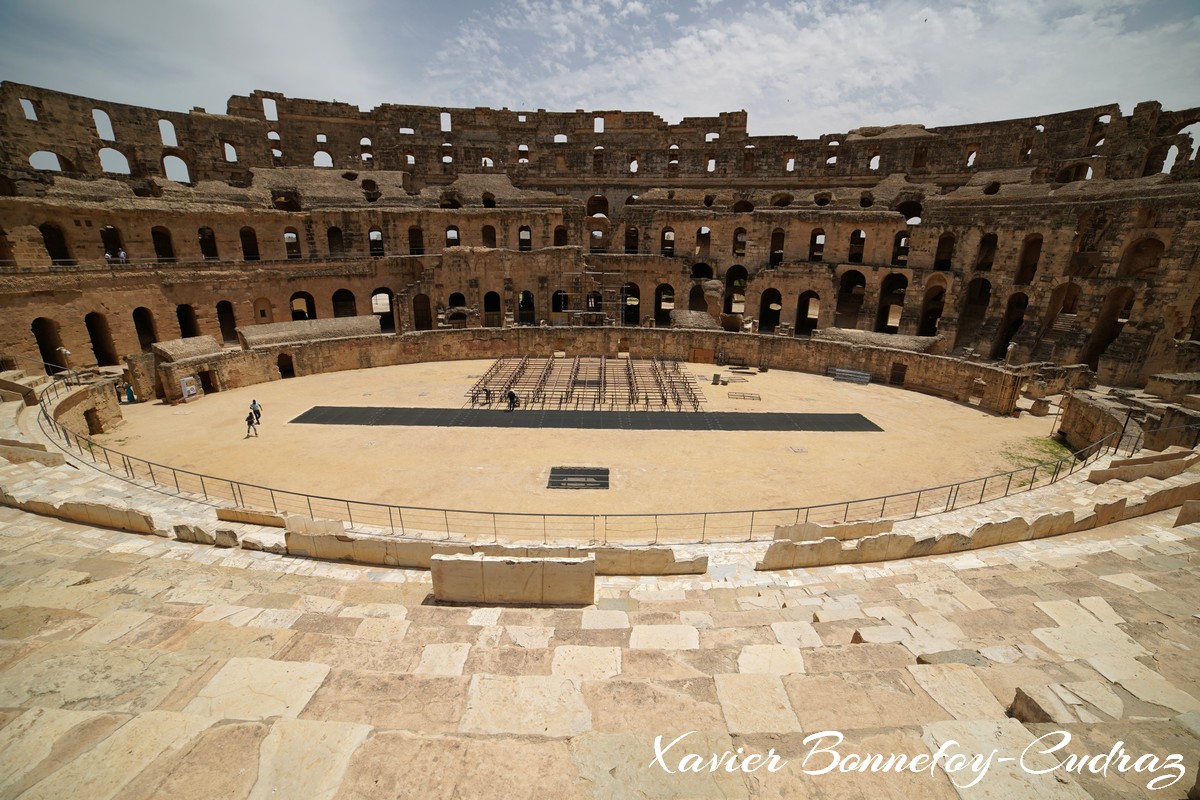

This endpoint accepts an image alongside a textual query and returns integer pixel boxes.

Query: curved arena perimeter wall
[2,82,1200,393]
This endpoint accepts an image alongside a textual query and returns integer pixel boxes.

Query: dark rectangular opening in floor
[548,466,610,489]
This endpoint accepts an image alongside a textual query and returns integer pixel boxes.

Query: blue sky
[1,0,1197,137]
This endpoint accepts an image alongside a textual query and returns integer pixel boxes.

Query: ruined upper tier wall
[3,83,1198,189]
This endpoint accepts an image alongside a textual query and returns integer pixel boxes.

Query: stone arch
[953,277,992,351]
[891,231,910,266]
[517,290,536,325]
[848,230,866,263]
[39,223,72,265]
[1080,287,1137,370]
[408,226,425,255]
[917,285,946,336]
[796,291,820,336]
[691,263,713,280]
[284,228,302,259]
[975,233,998,271]
[132,307,157,352]
[808,229,825,261]
[1117,237,1164,278]
[30,317,66,373]
[990,293,1029,359]
[518,226,532,252]
[239,227,260,261]
[586,195,608,217]
[369,228,385,257]
[723,266,748,314]
[152,227,175,262]
[875,274,908,333]
[198,227,219,260]
[332,289,357,317]
[731,227,747,257]
[1015,234,1042,285]
[99,225,124,259]
[289,292,316,321]
[327,226,345,255]
[695,226,711,259]
[482,225,497,248]
[758,288,782,333]
[934,233,956,270]
[370,288,396,332]
[445,226,460,249]
[834,270,866,328]
[553,226,568,247]
[84,311,119,366]
[623,283,641,325]
[483,291,502,328]
[216,300,238,343]
[660,227,675,257]
[176,304,199,338]
[654,284,675,326]
[769,229,785,266]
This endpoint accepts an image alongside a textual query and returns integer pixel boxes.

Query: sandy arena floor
[94,360,1060,520]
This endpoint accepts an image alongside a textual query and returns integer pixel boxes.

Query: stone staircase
[0,368,53,404]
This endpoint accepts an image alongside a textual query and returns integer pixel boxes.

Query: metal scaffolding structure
[467,356,705,411]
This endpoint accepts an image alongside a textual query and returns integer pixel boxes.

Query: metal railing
[31,378,1150,546]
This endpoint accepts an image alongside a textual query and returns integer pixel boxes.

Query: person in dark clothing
[506,390,518,411]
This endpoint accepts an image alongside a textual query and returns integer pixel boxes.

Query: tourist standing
[245,410,258,437]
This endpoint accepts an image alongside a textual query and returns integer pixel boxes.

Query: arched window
[93,109,115,141]
[732,228,747,257]
[696,227,711,259]
[445,226,460,248]
[834,271,866,328]
[99,225,123,258]
[327,226,344,256]
[482,193,496,208]
[177,304,200,338]
[848,229,866,263]
[1015,234,1042,285]
[975,234,998,271]
[1118,238,1164,278]
[553,227,568,247]
[875,274,908,333]
[159,119,177,146]
[518,226,532,252]
[132,307,157,352]
[891,232,910,266]
[796,291,820,335]
[769,229,784,266]
[409,226,424,255]
[660,228,675,257]
[198,227,219,260]
[163,155,191,183]
[223,142,238,163]
[29,151,65,171]
[369,228,385,257]
[482,225,497,248]
[624,227,639,255]
[934,233,956,270]
[313,151,333,168]
[759,288,782,332]
[371,288,396,332]
[152,227,175,262]
[622,283,640,325]
[552,290,569,313]
[85,311,119,365]
[586,195,608,217]
[290,292,316,320]
[216,301,238,343]
[808,229,825,262]
[332,289,357,317]
[98,147,130,174]
[239,227,260,261]
[654,284,674,326]
[283,228,301,259]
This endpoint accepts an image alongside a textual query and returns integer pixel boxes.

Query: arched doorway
[917,286,946,336]
[654,284,675,326]
[759,288,782,333]
[332,289,357,317]
[483,291,502,328]
[518,290,536,325]
[874,274,908,333]
[622,283,640,325]
[216,301,238,343]
[290,292,316,321]
[1080,287,1136,370]
[39,223,73,265]
[85,312,119,366]
[253,297,274,324]
[990,293,1029,359]
[177,304,200,338]
[277,353,295,379]
[954,278,992,350]
[834,271,866,328]
[723,266,747,314]
[30,317,66,374]
[370,288,396,332]
[795,291,820,335]
[132,307,157,352]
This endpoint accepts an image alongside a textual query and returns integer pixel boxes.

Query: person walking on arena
[245,410,258,438]
[250,399,263,424]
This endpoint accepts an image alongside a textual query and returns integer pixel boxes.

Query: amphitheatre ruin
[0,81,1199,798]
